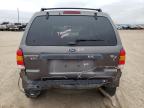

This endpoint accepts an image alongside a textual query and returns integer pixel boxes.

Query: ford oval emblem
[69,48,76,53]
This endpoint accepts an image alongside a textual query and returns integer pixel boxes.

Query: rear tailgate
[21,13,122,80]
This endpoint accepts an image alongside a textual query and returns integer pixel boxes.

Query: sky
[0,0,144,24]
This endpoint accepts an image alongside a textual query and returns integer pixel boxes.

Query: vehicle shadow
[28,89,115,108]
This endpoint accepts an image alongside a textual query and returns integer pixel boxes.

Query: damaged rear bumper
[21,70,122,90]
[23,78,109,90]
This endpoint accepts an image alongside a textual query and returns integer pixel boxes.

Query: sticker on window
[57,29,71,38]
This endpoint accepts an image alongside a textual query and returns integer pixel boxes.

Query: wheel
[101,86,117,96]
[24,89,41,98]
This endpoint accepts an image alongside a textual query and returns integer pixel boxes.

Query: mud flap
[113,70,122,87]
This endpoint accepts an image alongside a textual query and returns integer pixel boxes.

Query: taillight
[16,49,25,69]
[118,48,126,68]
[63,11,81,14]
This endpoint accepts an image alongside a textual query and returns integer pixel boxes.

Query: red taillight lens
[16,49,25,68]
[63,11,81,14]
[119,48,126,65]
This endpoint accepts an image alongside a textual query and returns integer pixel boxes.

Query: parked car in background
[6,23,17,31]
[116,24,123,30]
[0,22,27,31]
[0,22,9,31]
[19,23,28,31]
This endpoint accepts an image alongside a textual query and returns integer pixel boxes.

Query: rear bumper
[21,70,122,90]
[23,79,109,90]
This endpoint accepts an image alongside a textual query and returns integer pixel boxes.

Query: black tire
[24,89,41,98]
[101,86,117,96]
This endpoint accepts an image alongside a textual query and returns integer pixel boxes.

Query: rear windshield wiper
[75,39,104,42]
[67,39,104,46]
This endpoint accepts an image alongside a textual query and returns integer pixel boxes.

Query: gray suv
[16,8,126,98]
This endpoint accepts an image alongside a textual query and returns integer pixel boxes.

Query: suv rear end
[16,8,126,98]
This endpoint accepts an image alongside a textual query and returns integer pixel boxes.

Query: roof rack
[41,8,102,12]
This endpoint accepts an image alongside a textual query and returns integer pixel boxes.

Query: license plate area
[49,60,96,73]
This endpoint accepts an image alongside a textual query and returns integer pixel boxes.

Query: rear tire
[101,86,117,96]
[24,89,41,98]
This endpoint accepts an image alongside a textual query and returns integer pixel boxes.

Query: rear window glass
[26,15,117,46]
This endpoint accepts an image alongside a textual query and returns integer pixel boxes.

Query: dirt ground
[0,30,144,108]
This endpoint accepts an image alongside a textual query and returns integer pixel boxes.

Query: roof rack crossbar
[41,8,102,12]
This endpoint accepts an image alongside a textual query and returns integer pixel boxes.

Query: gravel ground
[0,30,144,108]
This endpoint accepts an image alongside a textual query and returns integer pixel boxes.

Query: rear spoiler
[41,8,102,12]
